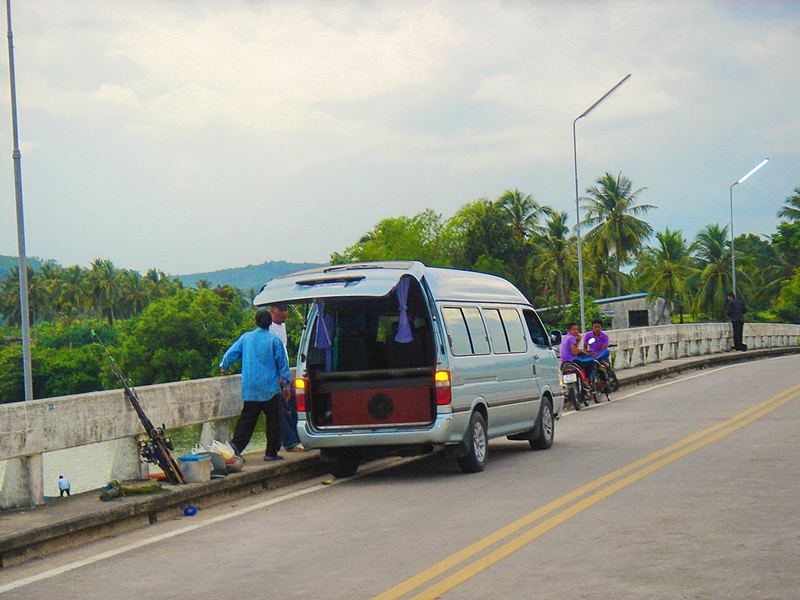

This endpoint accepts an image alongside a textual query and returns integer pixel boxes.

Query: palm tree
[635,229,695,321]
[581,172,655,295]
[777,186,800,222]
[498,189,552,241]
[58,265,90,317]
[689,224,744,319]
[118,271,151,317]
[194,278,213,290]
[89,258,120,326]
[36,261,62,321]
[533,211,575,306]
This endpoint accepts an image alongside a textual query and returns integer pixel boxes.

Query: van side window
[482,309,510,354]
[499,308,527,353]
[442,307,473,356]
[523,309,549,347]
[461,307,490,355]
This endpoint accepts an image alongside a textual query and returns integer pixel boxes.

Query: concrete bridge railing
[2,323,800,509]
[609,323,800,369]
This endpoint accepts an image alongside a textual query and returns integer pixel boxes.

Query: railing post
[201,419,232,448]
[0,453,43,508]
[110,436,147,481]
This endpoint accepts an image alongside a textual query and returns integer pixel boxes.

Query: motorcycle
[594,344,620,395]
[560,361,595,411]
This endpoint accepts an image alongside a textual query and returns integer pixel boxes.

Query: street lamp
[729,157,768,295]
[5,0,32,401]
[572,74,631,332]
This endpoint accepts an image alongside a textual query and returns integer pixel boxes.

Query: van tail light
[434,370,452,405]
[295,377,308,412]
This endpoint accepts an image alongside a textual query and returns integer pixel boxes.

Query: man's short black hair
[726,291,735,298]
[565,322,578,330]
[255,310,272,329]
[592,319,603,326]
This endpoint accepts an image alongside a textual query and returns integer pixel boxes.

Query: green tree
[89,258,121,326]
[58,265,90,318]
[331,209,452,267]
[533,211,575,306]
[118,270,151,318]
[770,270,800,323]
[113,288,250,385]
[689,224,740,319]
[497,189,551,242]
[581,172,654,295]
[777,186,800,222]
[635,228,694,321]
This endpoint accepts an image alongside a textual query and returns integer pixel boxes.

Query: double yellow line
[375,383,800,600]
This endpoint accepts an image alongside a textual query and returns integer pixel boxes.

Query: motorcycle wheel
[567,385,581,411]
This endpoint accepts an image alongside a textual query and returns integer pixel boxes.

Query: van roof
[252,261,530,306]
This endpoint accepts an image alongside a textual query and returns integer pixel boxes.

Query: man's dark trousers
[232,395,282,457]
[732,320,745,351]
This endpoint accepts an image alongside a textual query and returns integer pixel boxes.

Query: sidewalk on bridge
[2,345,798,569]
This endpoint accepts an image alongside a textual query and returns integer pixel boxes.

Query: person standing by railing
[220,310,292,462]
[726,292,747,352]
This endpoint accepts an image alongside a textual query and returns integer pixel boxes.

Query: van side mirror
[549,330,562,347]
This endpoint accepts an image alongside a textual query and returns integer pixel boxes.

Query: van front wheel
[457,411,488,473]
[330,456,359,479]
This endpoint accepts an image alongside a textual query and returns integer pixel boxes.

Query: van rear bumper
[297,412,466,448]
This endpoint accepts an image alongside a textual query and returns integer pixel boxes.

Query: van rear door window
[442,307,473,356]
[483,308,510,354]
[461,307,490,355]
[499,308,527,353]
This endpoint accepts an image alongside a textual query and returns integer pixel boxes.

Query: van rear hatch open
[252,261,426,306]
[254,263,438,430]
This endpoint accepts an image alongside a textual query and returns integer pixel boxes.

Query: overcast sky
[0,1,797,274]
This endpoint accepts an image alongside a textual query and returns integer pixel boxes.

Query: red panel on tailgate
[330,386,433,426]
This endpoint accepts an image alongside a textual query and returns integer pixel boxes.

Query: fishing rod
[92,330,186,484]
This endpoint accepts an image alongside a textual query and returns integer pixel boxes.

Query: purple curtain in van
[395,276,413,343]
[314,302,334,371]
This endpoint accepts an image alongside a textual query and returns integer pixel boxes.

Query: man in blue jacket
[220,310,292,461]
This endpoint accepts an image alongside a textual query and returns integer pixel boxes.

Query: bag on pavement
[208,439,236,460]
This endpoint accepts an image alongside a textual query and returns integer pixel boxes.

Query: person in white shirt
[270,305,305,452]
[58,475,71,497]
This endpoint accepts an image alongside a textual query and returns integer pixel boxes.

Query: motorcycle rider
[583,319,610,362]
[561,322,593,378]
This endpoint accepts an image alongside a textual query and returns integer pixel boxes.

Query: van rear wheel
[330,456,359,479]
[457,411,488,473]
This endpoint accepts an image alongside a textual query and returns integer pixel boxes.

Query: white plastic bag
[190,442,209,455]
[208,439,236,460]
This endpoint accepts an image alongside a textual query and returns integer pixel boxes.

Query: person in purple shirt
[560,322,590,364]
[583,319,610,361]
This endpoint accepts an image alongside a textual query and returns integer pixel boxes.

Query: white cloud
[0,0,797,272]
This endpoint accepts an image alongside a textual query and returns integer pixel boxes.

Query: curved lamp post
[572,74,631,331]
[729,158,768,295]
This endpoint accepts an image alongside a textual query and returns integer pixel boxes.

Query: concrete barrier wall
[609,323,800,369]
[3,323,800,509]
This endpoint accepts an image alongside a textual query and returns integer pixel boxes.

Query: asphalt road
[2,355,799,599]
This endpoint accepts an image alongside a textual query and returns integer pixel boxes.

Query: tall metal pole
[572,118,586,332]
[5,0,32,402]
[729,157,768,299]
[571,74,631,332]
[729,183,737,296]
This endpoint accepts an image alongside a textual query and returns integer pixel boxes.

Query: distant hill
[177,260,327,293]
[0,255,44,281]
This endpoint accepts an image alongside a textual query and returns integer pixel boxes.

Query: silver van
[254,261,563,478]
